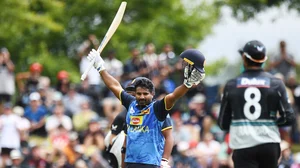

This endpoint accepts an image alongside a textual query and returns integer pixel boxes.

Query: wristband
[162,158,169,162]
[161,158,170,168]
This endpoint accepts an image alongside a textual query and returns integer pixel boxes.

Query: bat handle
[80,58,95,81]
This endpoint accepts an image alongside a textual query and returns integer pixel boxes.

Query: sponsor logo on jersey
[141,108,150,115]
[111,124,118,131]
[127,124,150,133]
[237,77,270,88]
[130,116,143,125]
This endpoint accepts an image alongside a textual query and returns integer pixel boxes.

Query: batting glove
[87,49,106,72]
[192,68,205,85]
[160,158,170,168]
[183,66,205,88]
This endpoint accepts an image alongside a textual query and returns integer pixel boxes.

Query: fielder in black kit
[218,40,295,168]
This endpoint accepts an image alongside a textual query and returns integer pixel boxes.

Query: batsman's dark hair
[134,77,155,94]
[244,56,263,67]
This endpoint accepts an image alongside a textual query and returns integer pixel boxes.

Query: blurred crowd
[0,36,299,168]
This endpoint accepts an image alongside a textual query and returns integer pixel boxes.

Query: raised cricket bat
[81,1,127,81]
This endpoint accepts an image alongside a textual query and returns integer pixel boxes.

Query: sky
[198,4,300,64]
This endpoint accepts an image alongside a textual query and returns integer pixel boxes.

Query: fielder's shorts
[232,143,280,168]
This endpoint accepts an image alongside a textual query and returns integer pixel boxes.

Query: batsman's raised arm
[87,49,123,98]
[165,49,206,109]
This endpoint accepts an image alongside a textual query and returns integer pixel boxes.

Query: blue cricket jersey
[120,91,172,166]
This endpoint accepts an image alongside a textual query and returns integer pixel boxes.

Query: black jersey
[111,110,127,135]
[218,69,294,149]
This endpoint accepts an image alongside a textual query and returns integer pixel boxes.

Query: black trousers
[233,143,281,168]
[126,163,159,168]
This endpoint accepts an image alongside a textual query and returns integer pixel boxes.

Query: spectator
[187,93,207,128]
[143,43,159,72]
[279,140,294,168]
[6,149,26,168]
[74,159,88,168]
[103,50,123,81]
[24,92,48,140]
[160,70,176,94]
[72,101,98,133]
[26,145,49,168]
[292,153,300,168]
[73,145,89,165]
[196,132,221,168]
[172,141,200,168]
[62,84,88,117]
[0,103,22,167]
[286,72,298,92]
[46,104,72,134]
[62,132,80,166]
[37,76,55,108]
[208,105,225,143]
[79,35,103,96]
[83,118,105,151]
[48,91,64,113]
[217,138,233,168]
[173,116,197,144]
[158,44,176,68]
[56,70,70,95]
[267,40,297,79]
[0,47,15,104]
[77,77,101,113]
[53,151,72,168]
[78,34,99,59]
[151,74,168,100]
[122,48,149,81]
[12,106,31,155]
[16,62,43,107]
[89,151,111,168]
[102,50,124,98]
[201,116,214,139]
[50,125,70,152]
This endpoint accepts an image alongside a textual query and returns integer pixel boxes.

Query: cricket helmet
[180,49,205,73]
[125,83,135,92]
[238,40,267,63]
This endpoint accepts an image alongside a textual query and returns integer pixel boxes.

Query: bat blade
[81,1,127,81]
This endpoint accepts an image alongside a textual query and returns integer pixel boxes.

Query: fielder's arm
[218,83,232,131]
[276,80,295,126]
